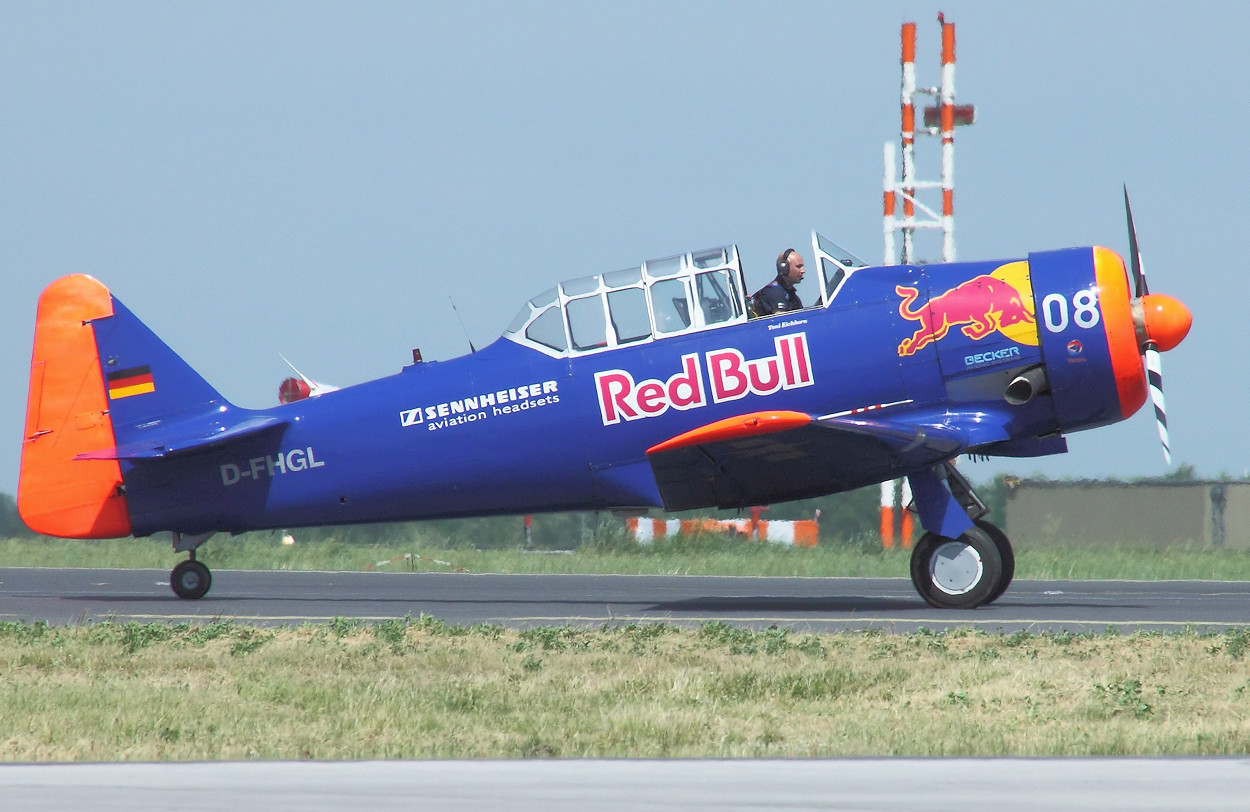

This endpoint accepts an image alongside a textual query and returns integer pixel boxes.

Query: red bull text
[595,333,813,425]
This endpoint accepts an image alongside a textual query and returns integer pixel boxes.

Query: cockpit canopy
[503,233,867,357]
[504,246,748,356]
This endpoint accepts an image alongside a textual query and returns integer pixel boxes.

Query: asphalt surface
[2,567,1249,632]
[4,758,1250,811]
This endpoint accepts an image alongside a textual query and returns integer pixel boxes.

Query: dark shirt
[752,274,803,316]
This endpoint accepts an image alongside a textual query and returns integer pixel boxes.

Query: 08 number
[1041,290,1100,333]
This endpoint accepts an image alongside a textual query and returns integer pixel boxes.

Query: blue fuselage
[119,252,1109,537]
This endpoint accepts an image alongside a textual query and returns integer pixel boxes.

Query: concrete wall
[1224,485,1250,547]
[1004,481,1250,548]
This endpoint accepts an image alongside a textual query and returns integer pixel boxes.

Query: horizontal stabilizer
[75,415,287,460]
[646,410,968,512]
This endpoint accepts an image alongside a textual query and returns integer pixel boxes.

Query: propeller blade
[1125,187,1181,465]
[1123,185,1149,297]
[1145,345,1171,465]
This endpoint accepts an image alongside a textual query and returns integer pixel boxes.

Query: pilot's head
[777,249,805,285]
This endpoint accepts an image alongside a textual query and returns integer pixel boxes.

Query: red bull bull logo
[895,262,1038,357]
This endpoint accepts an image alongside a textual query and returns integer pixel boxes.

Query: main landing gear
[907,464,1015,610]
[170,532,214,600]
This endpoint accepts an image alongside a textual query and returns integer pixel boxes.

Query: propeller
[1123,186,1190,464]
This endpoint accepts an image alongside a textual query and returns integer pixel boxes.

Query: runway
[2,567,1249,632]
[5,758,1250,811]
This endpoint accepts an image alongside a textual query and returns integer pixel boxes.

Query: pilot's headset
[776,248,796,277]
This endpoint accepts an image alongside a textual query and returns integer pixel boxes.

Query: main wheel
[170,559,212,600]
[975,519,1015,605]
[910,525,1003,609]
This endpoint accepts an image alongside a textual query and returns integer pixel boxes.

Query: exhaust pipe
[1004,366,1049,406]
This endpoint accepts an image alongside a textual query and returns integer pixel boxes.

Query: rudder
[19,275,132,538]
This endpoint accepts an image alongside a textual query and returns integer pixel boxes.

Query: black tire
[170,560,212,600]
[975,519,1015,605]
[910,526,1003,609]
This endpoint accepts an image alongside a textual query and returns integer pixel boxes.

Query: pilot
[751,248,805,316]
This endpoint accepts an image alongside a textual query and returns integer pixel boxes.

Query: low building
[1004,479,1250,548]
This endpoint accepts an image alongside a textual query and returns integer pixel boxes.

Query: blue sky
[1,1,1242,495]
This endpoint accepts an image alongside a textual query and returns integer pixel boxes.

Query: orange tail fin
[18,275,132,538]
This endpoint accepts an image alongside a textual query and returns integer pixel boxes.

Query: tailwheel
[975,519,1015,605]
[910,525,1003,609]
[170,558,212,600]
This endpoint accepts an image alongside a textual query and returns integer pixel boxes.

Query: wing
[645,410,968,512]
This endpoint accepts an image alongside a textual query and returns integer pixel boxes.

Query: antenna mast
[883,13,975,266]
[881,14,976,550]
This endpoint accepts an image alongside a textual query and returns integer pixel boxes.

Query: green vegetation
[5,527,1250,581]
[3,619,1250,760]
[0,492,33,541]
[5,475,1249,763]
[9,474,1248,580]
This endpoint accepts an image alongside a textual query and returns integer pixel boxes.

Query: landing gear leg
[906,463,1014,608]
[170,532,214,600]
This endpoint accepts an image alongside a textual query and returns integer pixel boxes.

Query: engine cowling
[1032,246,1189,434]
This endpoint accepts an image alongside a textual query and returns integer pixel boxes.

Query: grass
[4,532,1250,581]
[5,530,1250,761]
[3,619,1250,760]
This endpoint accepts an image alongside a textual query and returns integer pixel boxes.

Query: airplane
[17,193,1191,609]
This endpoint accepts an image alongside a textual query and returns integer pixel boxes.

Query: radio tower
[880,13,976,549]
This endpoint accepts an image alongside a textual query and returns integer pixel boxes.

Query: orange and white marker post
[625,515,818,548]
[879,479,915,550]
[900,478,914,549]
[879,480,896,549]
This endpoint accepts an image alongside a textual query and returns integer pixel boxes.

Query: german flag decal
[106,365,155,399]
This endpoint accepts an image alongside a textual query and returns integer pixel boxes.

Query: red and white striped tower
[900,21,918,266]
[883,143,896,265]
[884,14,972,266]
[939,13,956,262]
[880,14,973,549]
